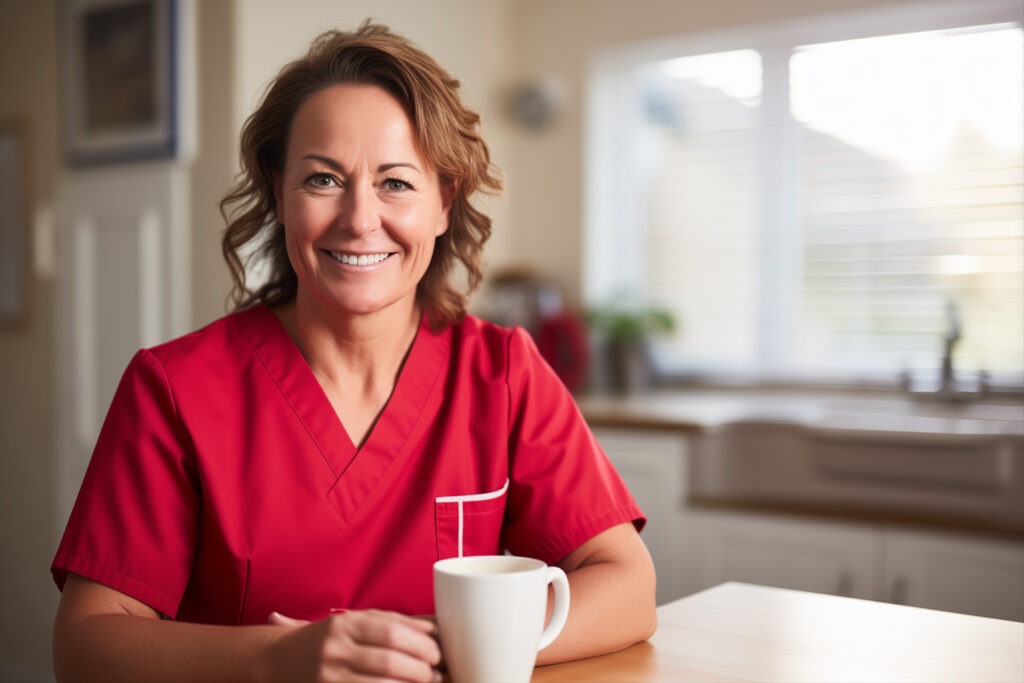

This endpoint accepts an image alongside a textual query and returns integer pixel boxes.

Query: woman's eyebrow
[300,155,421,175]
[379,162,422,174]
[302,154,346,172]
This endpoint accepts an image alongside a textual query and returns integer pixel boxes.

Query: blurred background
[1,0,1021,680]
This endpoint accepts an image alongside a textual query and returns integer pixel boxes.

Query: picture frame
[60,0,178,166]
[0,121,30,328]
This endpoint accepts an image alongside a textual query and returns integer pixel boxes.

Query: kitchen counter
[577,388,1024,439]
[578,389,1024,537]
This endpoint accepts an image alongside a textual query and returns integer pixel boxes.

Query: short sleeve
[51,349,200,618]
[501,328,645,564]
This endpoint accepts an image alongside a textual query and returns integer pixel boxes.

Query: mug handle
[537,566,570,650]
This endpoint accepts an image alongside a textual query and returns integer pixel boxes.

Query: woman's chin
[318,293,416,320]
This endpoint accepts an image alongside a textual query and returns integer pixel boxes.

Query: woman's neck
[272,294,422,447]
[275,295,421,397]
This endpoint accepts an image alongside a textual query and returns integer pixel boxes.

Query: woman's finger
[342,641,442,683]
[362,610,439,639]
[341,611,442,666]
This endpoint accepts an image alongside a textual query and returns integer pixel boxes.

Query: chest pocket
[435,479,509,559]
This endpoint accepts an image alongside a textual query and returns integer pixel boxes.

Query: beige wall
[0,1,60,680]
[191,0,237,327]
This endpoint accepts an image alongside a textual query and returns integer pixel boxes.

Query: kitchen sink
[690,415,1024,530]
[579,388,1024,530]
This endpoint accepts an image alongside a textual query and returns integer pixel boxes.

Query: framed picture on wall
[60,0,178,166]
[0,121,30,327]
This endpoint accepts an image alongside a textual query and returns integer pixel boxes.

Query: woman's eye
[383,178,413,192]
[306,173,337,189]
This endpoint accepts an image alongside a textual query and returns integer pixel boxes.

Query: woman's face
[275,84,452,320]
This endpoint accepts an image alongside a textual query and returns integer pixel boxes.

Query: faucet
[903,299,989,402]
[939,300,961,398]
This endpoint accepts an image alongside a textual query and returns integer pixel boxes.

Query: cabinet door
[883,529,1024,621]
[684,509,878,600]
[592,428,688,605]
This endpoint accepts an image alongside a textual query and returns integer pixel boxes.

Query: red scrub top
[52,306,644,624]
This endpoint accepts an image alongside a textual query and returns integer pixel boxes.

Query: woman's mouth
[322,250,393,266]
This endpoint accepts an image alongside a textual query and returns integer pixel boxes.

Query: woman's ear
[437,181,457,236]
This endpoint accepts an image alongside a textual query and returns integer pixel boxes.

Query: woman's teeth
[328,251,390,265]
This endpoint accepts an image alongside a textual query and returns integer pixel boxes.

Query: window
[585,0,1023,385]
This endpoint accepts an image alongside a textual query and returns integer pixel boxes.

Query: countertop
[577,388,1024,537]
[577,388,1024,439]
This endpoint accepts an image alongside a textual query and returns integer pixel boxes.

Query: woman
[52,22,656,682]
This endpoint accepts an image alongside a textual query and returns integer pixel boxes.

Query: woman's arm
[53,573,442,683]
[534,522,658,665]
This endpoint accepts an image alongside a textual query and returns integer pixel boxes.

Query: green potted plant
[586,304,676,394]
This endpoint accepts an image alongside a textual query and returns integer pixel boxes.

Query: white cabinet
[682,509,1024,620]
[882,529,1024,621]
[681,509,878,600]
[593,428,688,605]
[592,425,1024,620]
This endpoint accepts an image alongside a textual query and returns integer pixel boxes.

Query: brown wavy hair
[220,21,503,329]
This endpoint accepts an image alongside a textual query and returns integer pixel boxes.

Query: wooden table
[532,582,1024,682]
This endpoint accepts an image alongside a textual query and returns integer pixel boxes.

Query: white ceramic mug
[433,555,570,683]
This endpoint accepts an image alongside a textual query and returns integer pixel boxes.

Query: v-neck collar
[236,305,451,523]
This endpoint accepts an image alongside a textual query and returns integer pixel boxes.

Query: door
[55,163,191,533]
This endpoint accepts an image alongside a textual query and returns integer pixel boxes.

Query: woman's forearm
[534,525,658,666]
[54,612,282,683]
[53,574,442,683]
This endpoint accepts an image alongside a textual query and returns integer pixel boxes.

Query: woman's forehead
[286,84,425,164]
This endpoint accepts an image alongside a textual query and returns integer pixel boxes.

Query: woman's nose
[337,181,380,235]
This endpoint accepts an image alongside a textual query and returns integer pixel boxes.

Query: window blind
[792,25,1023,378]
[586,5,1023,383]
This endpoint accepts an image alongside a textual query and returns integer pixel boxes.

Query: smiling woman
[51,20,656,683]
[274,85,453,324]
[221,24,502,330]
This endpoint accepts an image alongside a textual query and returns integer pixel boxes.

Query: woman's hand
[266,610,442,683]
